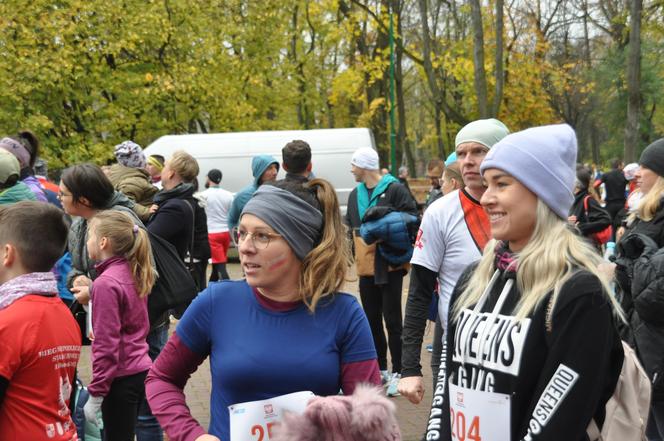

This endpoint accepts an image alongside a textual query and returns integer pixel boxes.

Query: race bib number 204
[448,384,511,441]
[229,391,314,441]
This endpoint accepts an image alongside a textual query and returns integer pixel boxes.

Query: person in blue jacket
[227,155,279,230]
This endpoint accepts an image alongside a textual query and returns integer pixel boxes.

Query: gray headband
[241,185,323,260]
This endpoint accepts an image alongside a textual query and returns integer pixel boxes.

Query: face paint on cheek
[266,254,289,271]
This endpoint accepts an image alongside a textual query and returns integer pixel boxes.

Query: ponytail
[300,178,352,311]
[89,211,156,298]
[126,227,156,297]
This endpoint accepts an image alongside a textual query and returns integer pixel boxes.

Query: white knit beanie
[480,124,577,219]
[455,118,510,149]
[351,147,379,170]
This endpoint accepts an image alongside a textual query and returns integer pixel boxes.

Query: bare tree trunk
[581,0,592,66]
[435,105,445,158]
[393,0,416,175]
[418,0,445,157]
[624,0,642,163]
[469,0,488,118]
[340,0,389,158]
[591,122,600,165]
[491,0,504,116]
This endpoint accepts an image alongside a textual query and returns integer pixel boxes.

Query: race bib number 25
[249,422,276,441]
[229,391,314,441]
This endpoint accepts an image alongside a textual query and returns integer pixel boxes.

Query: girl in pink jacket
[83,210,156,440]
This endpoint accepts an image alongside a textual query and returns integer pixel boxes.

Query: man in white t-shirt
[398,119,509,405]
[201,169,234,281]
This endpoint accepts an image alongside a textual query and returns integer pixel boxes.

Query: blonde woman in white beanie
[425,124,625,441]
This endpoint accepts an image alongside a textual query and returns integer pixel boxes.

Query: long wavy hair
[453,200,624,322]
[299,178,352,311]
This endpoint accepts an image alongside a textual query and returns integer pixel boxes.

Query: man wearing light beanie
[399,118,509,403]
[345,147,419,397]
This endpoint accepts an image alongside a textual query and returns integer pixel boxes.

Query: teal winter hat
[480,124,577,219]
[455,118,510,150]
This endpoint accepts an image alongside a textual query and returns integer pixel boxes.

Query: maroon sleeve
[145,333,208,441]
[340,359,381,394]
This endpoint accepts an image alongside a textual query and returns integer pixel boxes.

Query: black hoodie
[426,264,623,441]
[149,183,210,262]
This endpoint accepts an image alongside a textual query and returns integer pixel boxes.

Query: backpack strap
[583,195,591,219]
[183,200,196,272]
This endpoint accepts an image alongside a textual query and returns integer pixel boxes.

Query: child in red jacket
[0,201,81,441]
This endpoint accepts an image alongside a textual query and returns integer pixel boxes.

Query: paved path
[77,263,435,441]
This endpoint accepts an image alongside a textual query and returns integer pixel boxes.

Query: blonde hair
[629,176,664,223]
[453,200,624,323]
[169,150,199,182]
[89,211,156,297]
[300,178,352,311]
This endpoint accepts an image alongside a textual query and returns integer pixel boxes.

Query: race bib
[229,391,315,441]
[448,383,511,441]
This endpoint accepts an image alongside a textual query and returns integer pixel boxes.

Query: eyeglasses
[58,191,72,199]
[232,227,282,249]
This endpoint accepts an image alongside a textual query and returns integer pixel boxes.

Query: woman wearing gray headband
[146,178,382,441]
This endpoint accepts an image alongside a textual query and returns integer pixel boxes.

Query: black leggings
[190,261,208,291]
[605,200,625,224]
[101,370,148,441]
[359,272,404,373]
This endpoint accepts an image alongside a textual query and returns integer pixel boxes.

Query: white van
[143,128,375,213]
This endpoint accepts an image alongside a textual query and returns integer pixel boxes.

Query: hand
[73,275,92,287]
[598,262,617,281]
[71,285,91,305]
[397,376,425,404]
[195,435,221,441]
[83,395,104,427]
[616,226,626,242]
[149,204,159,214]
[567,215,577,225]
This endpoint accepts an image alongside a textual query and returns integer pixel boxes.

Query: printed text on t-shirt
[453,309,530,376]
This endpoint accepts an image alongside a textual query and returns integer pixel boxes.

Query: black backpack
[147,231,198,325]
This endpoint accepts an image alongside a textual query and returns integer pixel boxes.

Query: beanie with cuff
[480,124,578,219]
[455,118,510,150]
[639,139,664,177]
[351,147,380,170]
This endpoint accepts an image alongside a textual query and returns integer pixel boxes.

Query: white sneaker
[386,372,401,397]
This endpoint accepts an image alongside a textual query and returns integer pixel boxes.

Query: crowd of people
[0,123,662,441]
